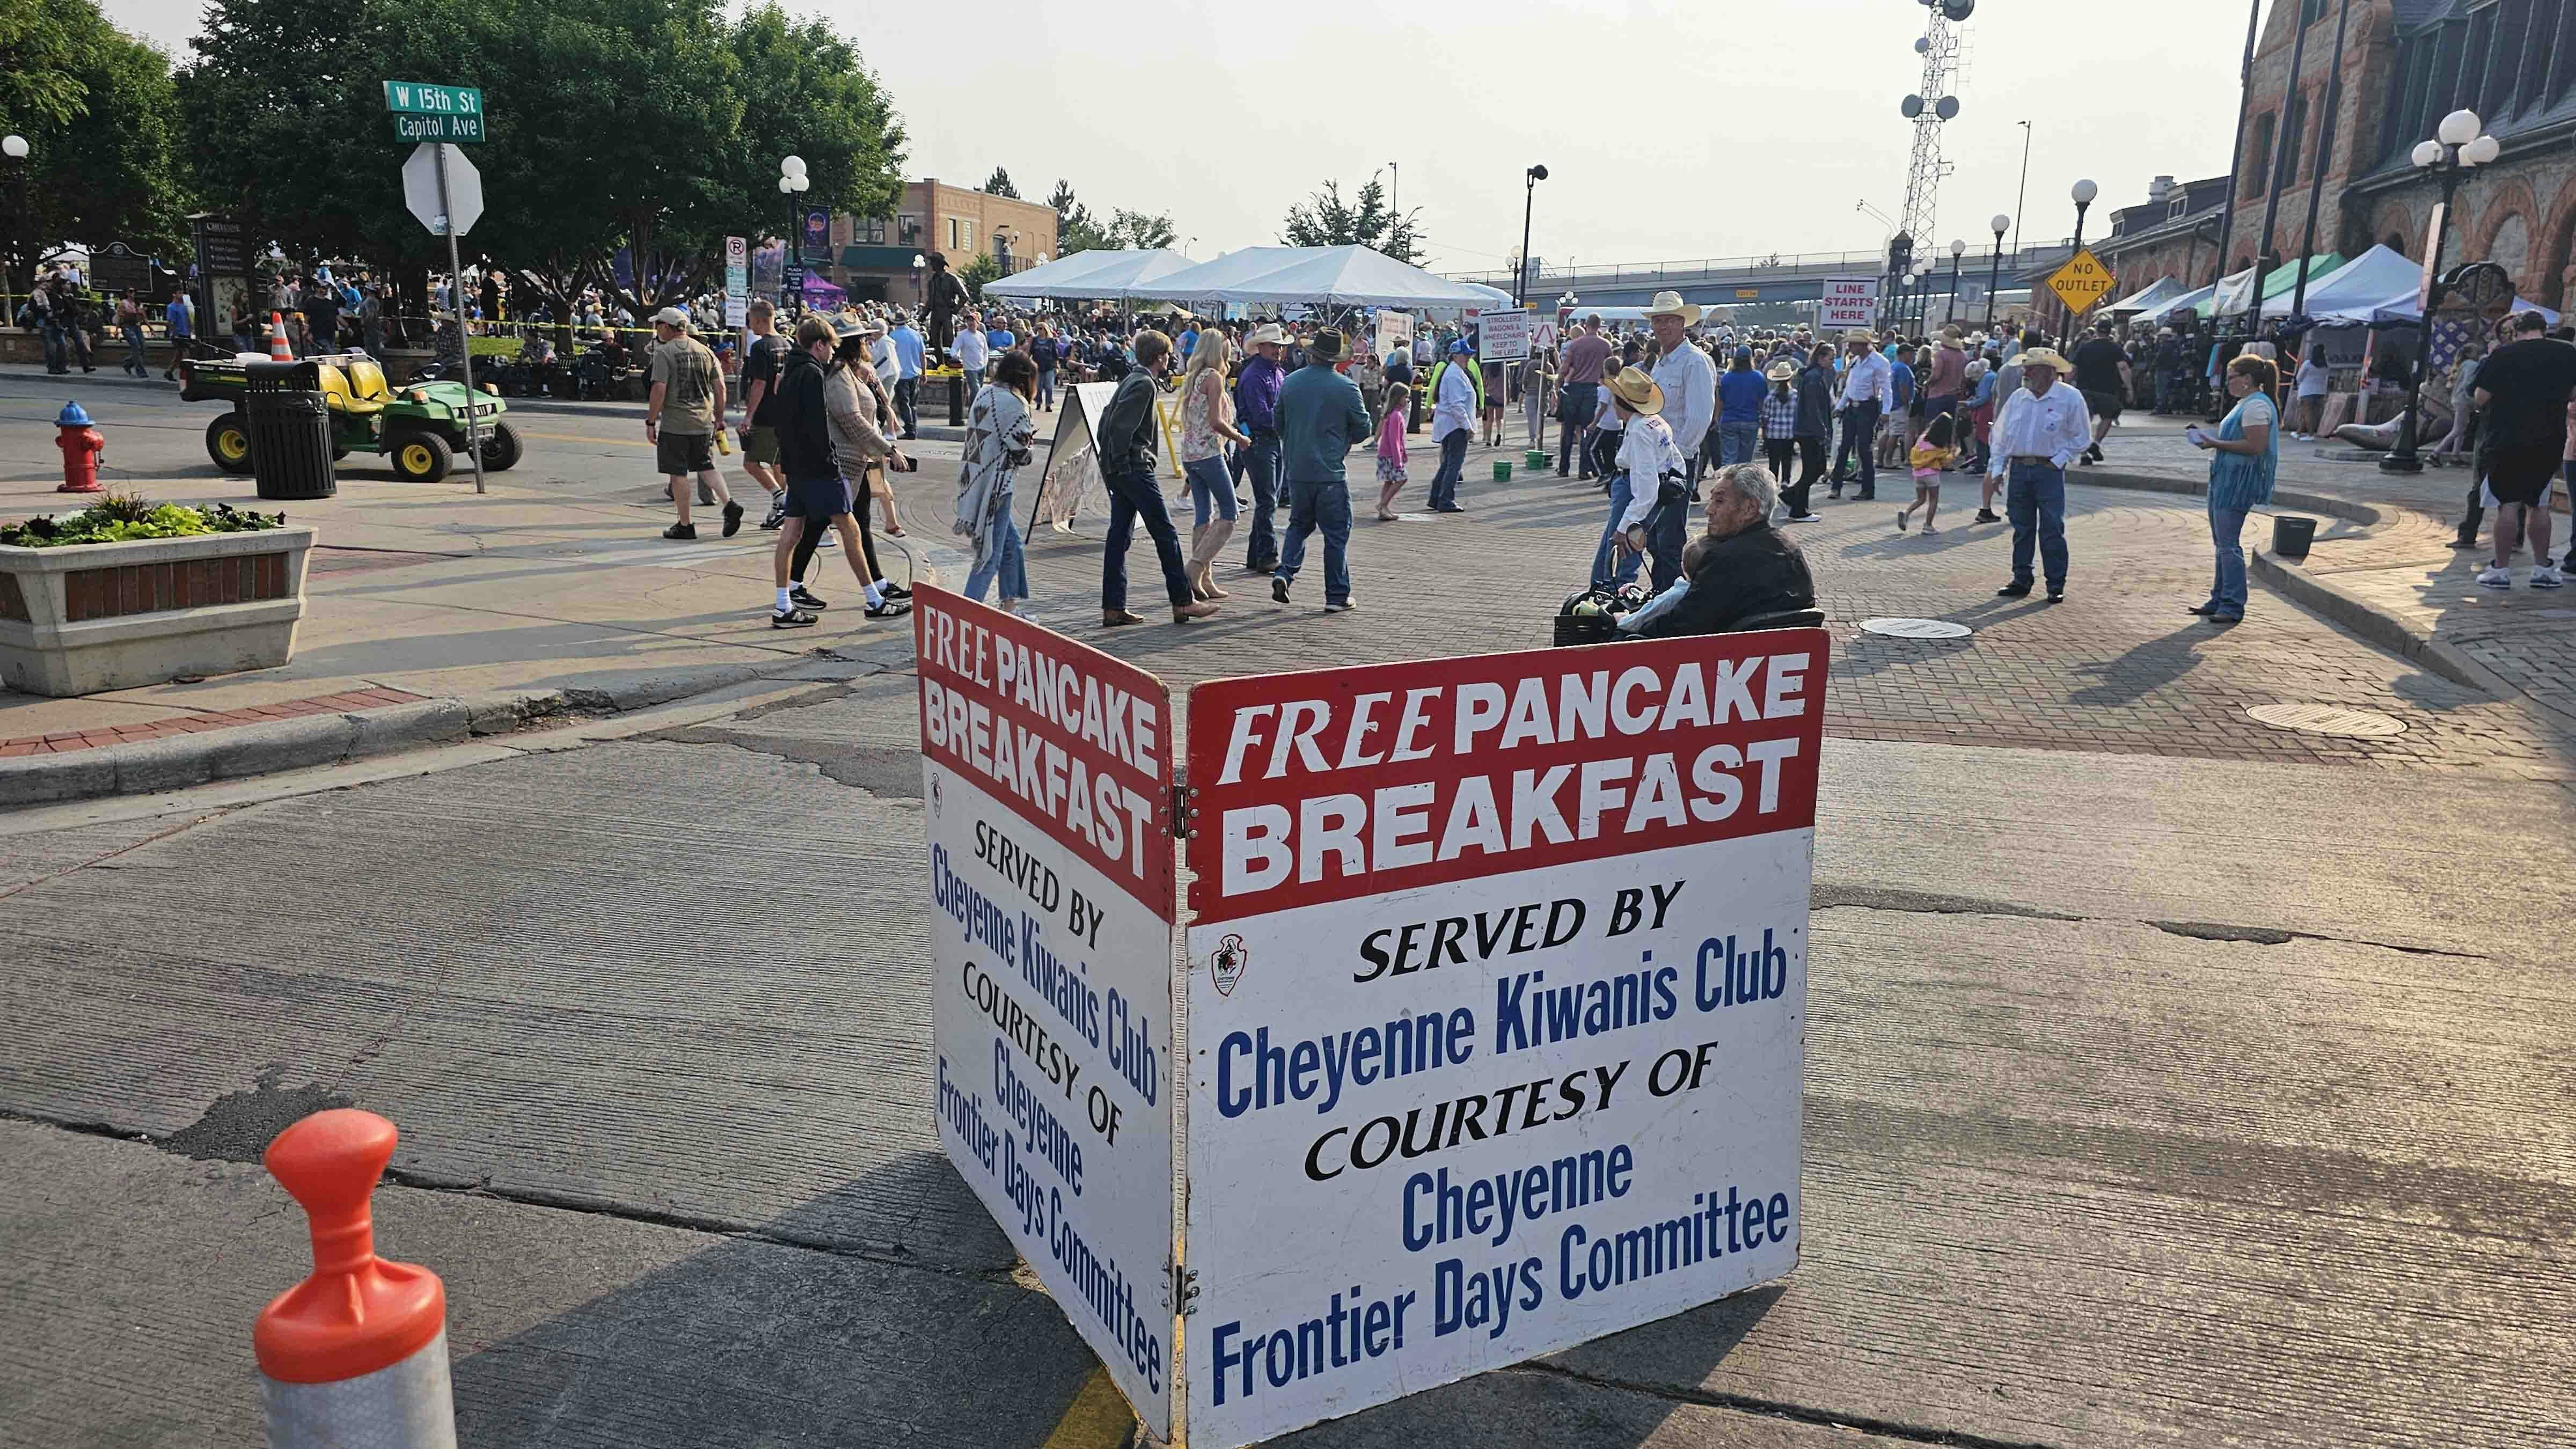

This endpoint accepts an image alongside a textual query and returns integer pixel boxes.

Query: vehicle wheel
[205,413,254,474]
[389,432,453,483]
[479,421,523,471]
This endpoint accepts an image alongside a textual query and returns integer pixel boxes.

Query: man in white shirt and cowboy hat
[1642,291,1716,589]
[1985,345,2090,603]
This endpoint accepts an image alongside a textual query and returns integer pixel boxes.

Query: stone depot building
[2091,0,2576,306]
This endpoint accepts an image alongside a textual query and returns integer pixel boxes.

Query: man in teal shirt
[1270,328,1372,611]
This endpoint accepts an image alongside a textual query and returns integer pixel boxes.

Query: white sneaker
[2533,565,2566,590]
[1920,524,1940,535]
[2476,566,2513,589]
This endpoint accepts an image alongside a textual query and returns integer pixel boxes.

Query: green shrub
[1,494,287,548]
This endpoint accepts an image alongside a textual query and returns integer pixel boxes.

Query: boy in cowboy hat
[1271,327,1373,611]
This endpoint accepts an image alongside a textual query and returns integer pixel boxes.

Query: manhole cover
[2246,703,2408,738]
[2534,608,2576,619]
[1861,617,1973,639]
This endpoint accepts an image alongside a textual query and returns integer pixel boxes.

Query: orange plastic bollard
[254,1109,457,1449]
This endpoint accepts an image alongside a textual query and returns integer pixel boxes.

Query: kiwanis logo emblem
[1211,934,1249,997]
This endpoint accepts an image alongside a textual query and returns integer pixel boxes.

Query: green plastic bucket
[1492,460,1513,481]
[1524,449,1547,467]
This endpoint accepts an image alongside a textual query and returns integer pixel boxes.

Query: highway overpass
[1444,245,2070,311]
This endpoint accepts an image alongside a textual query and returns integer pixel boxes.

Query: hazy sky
[103,0,2262,276]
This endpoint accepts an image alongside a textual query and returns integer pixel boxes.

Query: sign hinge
[1170,1261,1201,1316]
[1166,780,1197,840]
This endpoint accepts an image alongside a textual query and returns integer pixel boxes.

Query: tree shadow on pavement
[449,1149,1104,1449]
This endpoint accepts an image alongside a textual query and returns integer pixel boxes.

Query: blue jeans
[964,502,1029,604]
[1102,467,1193,612]
[41,322,68,372]
[1717,420,1759,467]
[1037,367,1056,411]
[1834,401,1879,494]
[963,368,984,399]
[1429,427,1470,509]
[2207,503,2248,616]
[894,378,919,436]
[1560,382,1597,474]
[1591,472,1644,590]
[1277,478,1353,604]
[1184,455,1238,525]
[2005,459,2069,588]
[1243,431,1282,569]
[122,323,148,375]
[1648,489,1688,592]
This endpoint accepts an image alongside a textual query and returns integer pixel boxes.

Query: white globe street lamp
[2384,109,2497,473]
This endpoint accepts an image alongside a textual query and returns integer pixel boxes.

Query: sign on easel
[1029,382,1117,535]
[919,587,1179,1439]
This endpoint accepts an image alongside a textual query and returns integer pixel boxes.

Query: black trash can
[2271,514,2317,560]
[244,360,336,500]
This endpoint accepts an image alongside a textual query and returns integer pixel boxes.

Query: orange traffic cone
[267,312,294,362]
[255,1110,457,1448]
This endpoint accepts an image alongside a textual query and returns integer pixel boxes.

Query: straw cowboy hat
[1605,365,1665,414]
[1640,290,1702,325]
[2012,347,2074,372]
[1245,322,1290,347]
[1765,360,1797,382]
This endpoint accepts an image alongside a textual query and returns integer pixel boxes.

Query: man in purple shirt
[1234,323,1291,573]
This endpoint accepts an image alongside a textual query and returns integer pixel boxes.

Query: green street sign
[391,112,485,143]
[383,81,484,116]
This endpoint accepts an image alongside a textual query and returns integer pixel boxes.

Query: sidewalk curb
[2248,548,2516,698]
[2082,469,2385,526]
[0,655,841,810]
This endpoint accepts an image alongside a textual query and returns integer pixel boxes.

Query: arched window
[2385,231,2410,258]
[2245,114,2277,199]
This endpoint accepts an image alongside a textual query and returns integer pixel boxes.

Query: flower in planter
[1,492,286,548]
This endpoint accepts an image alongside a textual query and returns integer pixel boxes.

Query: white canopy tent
[2105,276,2184,316]
[985,247,1196,302]
[1459,280,1517,309]
[2126,283,2215,327]
[2253,245,2417,323]
[1197,246,1500,309]
[1129,247,1309,304]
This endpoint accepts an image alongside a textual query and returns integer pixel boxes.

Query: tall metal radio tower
[1890,0,1977,312]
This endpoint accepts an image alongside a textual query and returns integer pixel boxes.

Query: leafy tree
[1104,208,1176,251]
[175,0,906,315]
[1280,175,1418,264]
[982,166,1018,199]
[1048,178,1104,255]
[2,0,192,266]
[957,251,999,300]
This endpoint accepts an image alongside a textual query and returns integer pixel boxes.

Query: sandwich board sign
[923,588,1824,1446]
[919,587,1180,1439]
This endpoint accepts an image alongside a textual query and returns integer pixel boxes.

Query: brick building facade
[2092,175,2237,293]
[823,179,1060,305]
[2224,0,2576,306]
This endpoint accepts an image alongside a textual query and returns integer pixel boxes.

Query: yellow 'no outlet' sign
[2047,248,2118,317]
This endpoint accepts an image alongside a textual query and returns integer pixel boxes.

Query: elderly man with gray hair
[1626,463,1818,638]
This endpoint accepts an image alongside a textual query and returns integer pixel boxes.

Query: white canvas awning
[2105,276,2184,316]
[1127,247,1309,303]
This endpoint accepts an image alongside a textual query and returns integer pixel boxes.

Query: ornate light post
[1985,213,2009,331]
[1945,238,1966,330]
[2,134,27,306]
[777,156,809,312]
[2064,178,2098,340]
[2381,109,2499,474]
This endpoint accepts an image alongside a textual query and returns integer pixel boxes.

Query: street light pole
[1517,165,1548,308]
[2382,110,2497,474]
[2012,121,2032,259]
[1,135,27,310]
[1946,239,1966,331]
[778,155,809,313]
[1985,214,2009,331]
[2066,178,2097,342]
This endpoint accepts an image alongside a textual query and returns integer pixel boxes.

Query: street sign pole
[434,142,486,494]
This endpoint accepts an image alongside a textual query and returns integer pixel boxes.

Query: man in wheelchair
[1624,462,1821,638]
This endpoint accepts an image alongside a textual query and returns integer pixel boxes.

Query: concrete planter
[0,526,316,696]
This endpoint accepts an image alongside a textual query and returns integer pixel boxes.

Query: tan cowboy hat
[1765,360,1797,382]
[2012,347,2074,372]
[1605,365,1664,414]
[1245,322,1289,347]
[1640,290,1702,325]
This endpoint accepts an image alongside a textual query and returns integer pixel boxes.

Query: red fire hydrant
[55,401,105,494]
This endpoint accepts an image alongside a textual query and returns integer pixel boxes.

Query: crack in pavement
[640,728,925,797]
[1811,884,2486,962]
[1510,1359,2067,1449]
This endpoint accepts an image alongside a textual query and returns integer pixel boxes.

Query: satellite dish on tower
[1901,94,1926,119]
[1936,96,1960,120]
[1914,36,1930,53]
[1941,0,1975,18]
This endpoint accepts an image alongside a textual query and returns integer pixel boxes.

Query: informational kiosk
[921,585,1825,1446]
